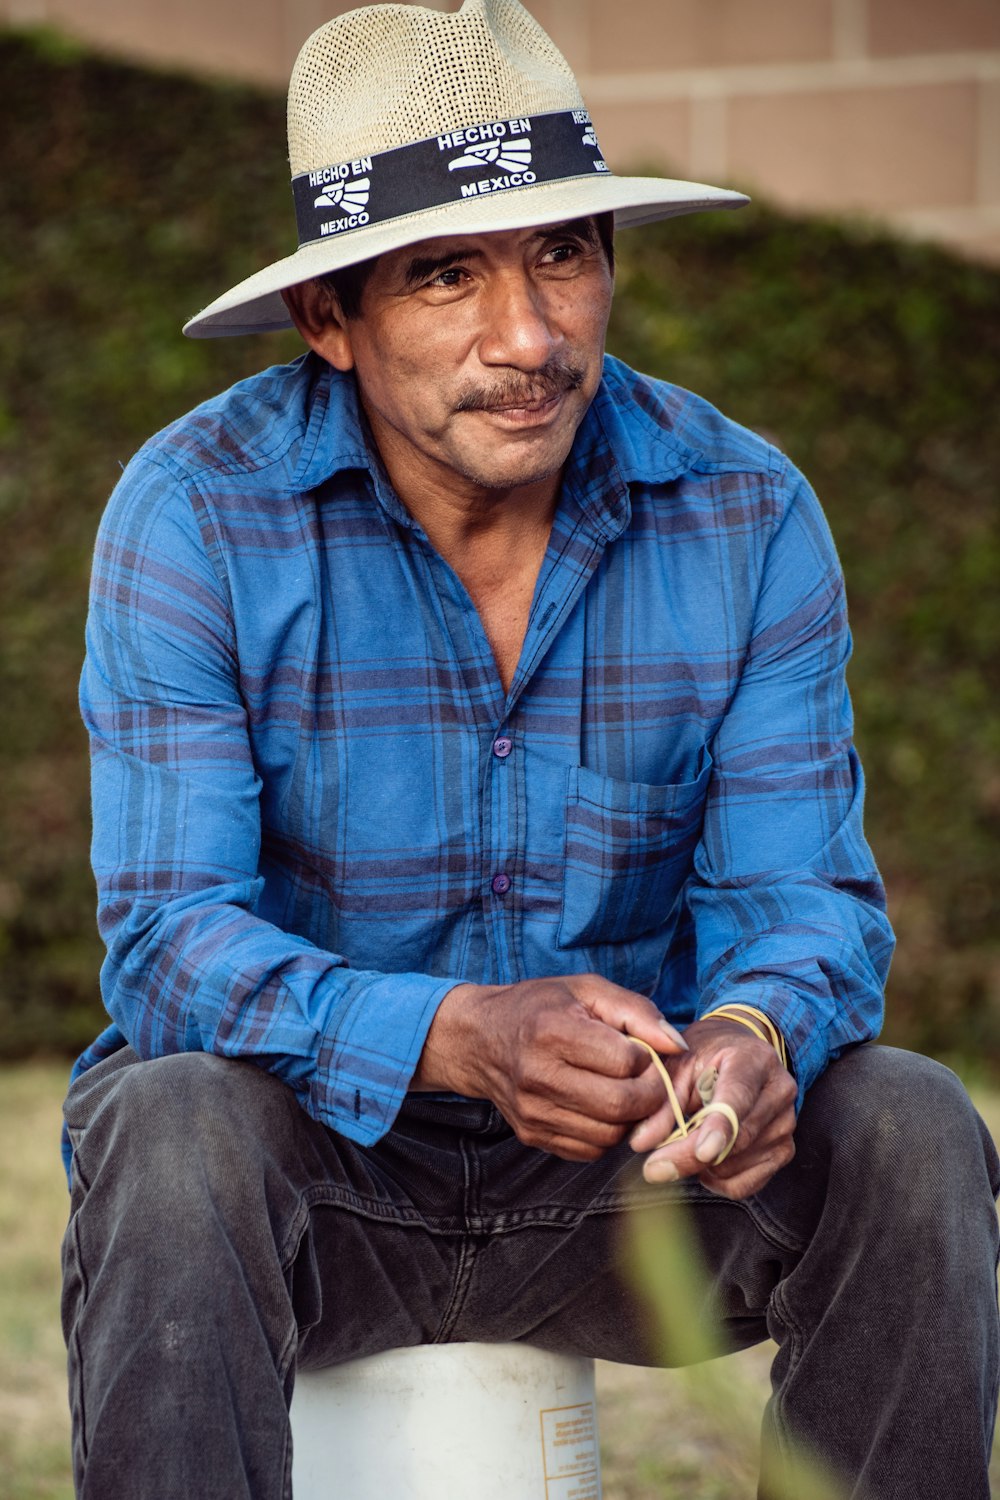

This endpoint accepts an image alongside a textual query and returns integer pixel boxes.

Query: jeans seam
[66,1212,91,1475]
[280,1426,293,1500]
[720,1193,807,1257]
[432,1236,479,1343]
[276,1192,312,1271]
[277,1316,298,1500]
[70,1141,92,1197]
[432,1128,478,1341]
[765,1274,804,1468]
[296,1182,469,1234]
[277,1197,308,1500]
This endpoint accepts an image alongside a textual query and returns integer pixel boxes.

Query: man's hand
[412,974,688,1161]
[628,1015,798,1200]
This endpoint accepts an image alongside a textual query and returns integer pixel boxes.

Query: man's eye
[431,267,466,287]
[543,243,581,264]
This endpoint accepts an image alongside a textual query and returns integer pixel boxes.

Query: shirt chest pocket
[557,753,712,950]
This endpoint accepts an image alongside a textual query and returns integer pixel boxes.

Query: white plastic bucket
[290,1341,602,1499]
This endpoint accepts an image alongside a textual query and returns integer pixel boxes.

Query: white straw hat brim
[183,172,747,338]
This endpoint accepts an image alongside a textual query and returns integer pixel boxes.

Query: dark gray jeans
[61,1043,999,1499]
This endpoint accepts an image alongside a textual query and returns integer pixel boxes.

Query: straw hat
[183,0,747,338]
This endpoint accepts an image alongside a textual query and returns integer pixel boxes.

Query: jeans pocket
[557,751,712,950]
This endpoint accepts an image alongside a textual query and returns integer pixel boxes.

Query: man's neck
[367,415,562,696]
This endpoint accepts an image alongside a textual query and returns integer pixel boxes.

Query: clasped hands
[414,973,798,1201]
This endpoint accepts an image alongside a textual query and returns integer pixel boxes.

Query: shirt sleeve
[81,452,458,1146]
[687,457,895,1104]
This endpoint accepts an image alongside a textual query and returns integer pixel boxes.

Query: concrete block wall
[559,0,1000,264]
[4,0,999,263]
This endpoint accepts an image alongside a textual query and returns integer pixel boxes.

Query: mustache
[453,359,585,413]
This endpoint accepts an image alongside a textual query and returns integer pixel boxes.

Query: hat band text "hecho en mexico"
[291,108,610,246]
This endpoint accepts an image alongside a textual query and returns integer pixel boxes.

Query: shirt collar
[291,353,703,533]
[591,355,704,489]
[290,356,371,494]
[556,357,704,542]
[288,361,435,529]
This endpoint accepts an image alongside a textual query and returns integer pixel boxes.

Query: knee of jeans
[84,1052,288,1220]
[819,1045,997,1203]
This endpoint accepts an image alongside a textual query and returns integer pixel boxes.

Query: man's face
[330,218,614,500]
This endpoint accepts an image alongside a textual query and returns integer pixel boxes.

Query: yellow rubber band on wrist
[709,1003,788,1071]
[628,1037,740,1166]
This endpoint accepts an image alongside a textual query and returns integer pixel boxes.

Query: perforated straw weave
[184,0,748,338]
[288,1,582,173]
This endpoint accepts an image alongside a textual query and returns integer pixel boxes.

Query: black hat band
[291,108,610,247]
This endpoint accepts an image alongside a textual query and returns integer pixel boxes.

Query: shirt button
[492,736,513,759]
[491,873,512,896]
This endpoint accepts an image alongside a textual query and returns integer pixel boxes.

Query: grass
[4,1062,999,1499]
[0,1065,73,1500]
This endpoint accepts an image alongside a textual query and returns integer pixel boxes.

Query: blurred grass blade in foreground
[624,1204,849,1500]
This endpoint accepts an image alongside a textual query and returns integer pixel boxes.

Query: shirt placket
[378,465,624,991]
[479,513,619,986]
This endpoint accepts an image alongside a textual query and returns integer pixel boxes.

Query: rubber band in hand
[628,1037,740,1166]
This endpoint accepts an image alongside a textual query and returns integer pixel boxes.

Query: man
[61,2,999,1496]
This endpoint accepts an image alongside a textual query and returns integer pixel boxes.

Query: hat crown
[287,0,585,175]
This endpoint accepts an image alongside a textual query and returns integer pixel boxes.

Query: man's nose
[477,272,560,369]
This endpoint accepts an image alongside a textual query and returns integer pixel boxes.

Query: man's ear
[282,280,355,371]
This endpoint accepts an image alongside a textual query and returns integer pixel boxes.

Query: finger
[619,1035,716,1153]
[705,1103,797,1179]
[502,1094,634,1158]
[639,1093,749,1181]
[569,975,689,1056]
[555,1060,668,1126]
[531,1005,668,1084]
[628,1027,796,1170]
[694,1108,736,1165]
[505,1055,667,1137]
[696,1132,797,1200]
[701,1067,796,1167]
[642,1095,796,1187]
[627,1090,687,1155]
[681,1070,794,1168]
[685,1039,793,1143]
[628,1049,756,1159]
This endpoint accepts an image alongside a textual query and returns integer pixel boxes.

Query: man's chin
[450,452,566,494]
[448,417,583,494]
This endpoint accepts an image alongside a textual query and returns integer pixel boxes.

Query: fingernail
[643,1158,679,1183]
[658,1019,689,1050]
[695,1129,727,1164]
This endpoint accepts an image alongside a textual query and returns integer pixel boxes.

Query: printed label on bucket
[540,1401,601,1499]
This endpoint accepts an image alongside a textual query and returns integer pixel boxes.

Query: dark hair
[319,210,615,320]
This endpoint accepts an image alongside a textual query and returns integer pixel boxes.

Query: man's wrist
[703,1003,789,1070]
[411,982,492,1094]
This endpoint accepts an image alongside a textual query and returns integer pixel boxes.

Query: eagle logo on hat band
[313,176,371,214]
[447,138,532,174]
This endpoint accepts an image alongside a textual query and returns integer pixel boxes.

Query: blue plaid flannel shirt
[68,351,893,1173]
